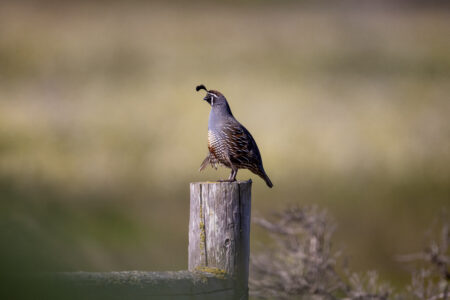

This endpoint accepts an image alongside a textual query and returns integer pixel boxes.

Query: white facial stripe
[208,92,217,105]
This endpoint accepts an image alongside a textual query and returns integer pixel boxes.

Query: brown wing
[222,120,263,170]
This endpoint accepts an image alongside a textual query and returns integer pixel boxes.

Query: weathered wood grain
[36,271,234,300]
[189,180,252,300]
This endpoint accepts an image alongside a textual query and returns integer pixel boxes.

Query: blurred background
[0,0,449,291]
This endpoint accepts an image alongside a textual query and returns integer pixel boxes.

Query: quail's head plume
[196,84,273,188]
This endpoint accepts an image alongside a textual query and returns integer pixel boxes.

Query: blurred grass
[0,0,449,289]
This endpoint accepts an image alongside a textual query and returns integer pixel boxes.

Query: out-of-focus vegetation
[0,0,449,293]
[250,205,449,299]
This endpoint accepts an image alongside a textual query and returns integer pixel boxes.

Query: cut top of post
[193,180,252,185]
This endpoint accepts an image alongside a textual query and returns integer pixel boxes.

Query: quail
[196,84,273,188]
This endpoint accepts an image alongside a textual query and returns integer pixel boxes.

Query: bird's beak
[203,95,212,105]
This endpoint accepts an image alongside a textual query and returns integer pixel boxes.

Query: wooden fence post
[189,180,252,300]
[34,181,253,299]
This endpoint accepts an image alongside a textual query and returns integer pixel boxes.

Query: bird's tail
[199,154,218,171]
[199,155,210,171]
[262,173,273,188]
[256,168,273,188]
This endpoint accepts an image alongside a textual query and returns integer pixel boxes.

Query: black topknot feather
[196,84,208,92]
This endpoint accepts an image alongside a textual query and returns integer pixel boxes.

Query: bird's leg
[218,154,237,182]
[229,168,238,181]
[219,168,237,182]
[218,170,237,182]
[218,164,238,183]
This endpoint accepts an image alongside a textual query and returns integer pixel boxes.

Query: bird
[196,84,273,188]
